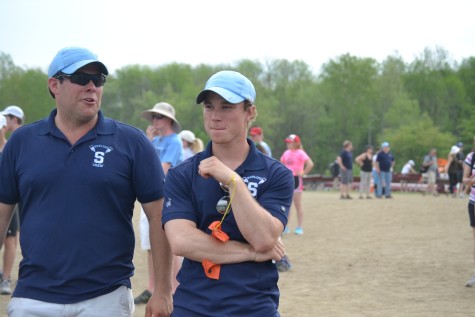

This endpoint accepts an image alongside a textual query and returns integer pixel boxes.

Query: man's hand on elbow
[254,238,285,262]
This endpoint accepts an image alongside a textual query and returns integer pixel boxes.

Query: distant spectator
[337,140,354,199]
[135,101,184,304]
[400,160,416,192]
[372,147,382,195]
[178,130,204,160]
[462,151,475,287]
[329,157,340,190]
[355,145,373,199]
[375,142,395,198]
[445,145,461,197]
[422,148,439,196]
[280,134,314,235]
[0,115,6,151]
[456,142,466,197]
[0,105,24,132]
[0,105,24,295]
[249,126,272,157]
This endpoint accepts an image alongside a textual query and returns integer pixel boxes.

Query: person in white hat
[178,130,204,160]
[0,105,24,133]
[445,145,461,197]
[0,115,7,154]
[0,107,23,296]
[401,159,417,192]
[135,101,184,305]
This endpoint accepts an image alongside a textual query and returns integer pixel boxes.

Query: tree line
[1,46,474,174]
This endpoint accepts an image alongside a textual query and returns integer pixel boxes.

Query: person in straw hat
[134,101,184,305]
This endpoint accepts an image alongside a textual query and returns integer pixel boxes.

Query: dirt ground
[1,191,474,317]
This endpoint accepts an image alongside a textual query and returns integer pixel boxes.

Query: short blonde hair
[246,101,257,128]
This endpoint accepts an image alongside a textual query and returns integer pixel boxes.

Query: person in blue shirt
[134,101,184,304]
[0,47,173,317]
[337,140,354,199]
[375,141,396,198]
[162,70,294,316]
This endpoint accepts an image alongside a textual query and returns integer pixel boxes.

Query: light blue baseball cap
[48,47,108,78]
[196,70,256,104]
[381,141,390,147]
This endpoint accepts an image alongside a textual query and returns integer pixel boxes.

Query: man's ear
[48,77,60,99]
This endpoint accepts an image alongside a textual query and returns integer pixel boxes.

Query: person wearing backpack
[329,157,340,190]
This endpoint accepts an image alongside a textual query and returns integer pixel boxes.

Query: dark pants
[448,172,458,194]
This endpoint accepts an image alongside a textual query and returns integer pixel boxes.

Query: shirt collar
[38,109,116,136]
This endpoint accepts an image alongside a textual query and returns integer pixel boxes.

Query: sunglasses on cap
[152,114,167,120]
[55,73,107,87]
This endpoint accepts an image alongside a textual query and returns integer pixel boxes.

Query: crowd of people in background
[322,140,470,199]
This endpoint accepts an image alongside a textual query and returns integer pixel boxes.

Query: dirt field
[1,191,474,317]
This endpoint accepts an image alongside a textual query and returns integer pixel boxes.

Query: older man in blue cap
[375,141,395,198]
[0,47,173,316]
[162,70,294,316]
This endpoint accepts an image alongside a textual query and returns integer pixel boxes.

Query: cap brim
[0,110,22,119]
[61,60,109,76]
[196,87,245,104]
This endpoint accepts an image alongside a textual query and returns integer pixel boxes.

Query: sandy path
[2,191,473,317]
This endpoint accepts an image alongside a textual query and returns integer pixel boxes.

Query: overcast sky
[1,0,474,75]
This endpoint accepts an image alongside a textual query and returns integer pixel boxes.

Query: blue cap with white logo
[48,47,108,78]
[196,70,256,104]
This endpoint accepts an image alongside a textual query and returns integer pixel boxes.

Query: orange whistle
[202,259,221,280]
[208,221,230,243]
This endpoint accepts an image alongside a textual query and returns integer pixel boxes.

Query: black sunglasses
[55,73,107,87]
[152,114,166,120]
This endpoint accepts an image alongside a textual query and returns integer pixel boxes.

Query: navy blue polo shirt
[162,139,294,317]
[377,151,394,172]
[340,150,353,169]
[0,109,165,304]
